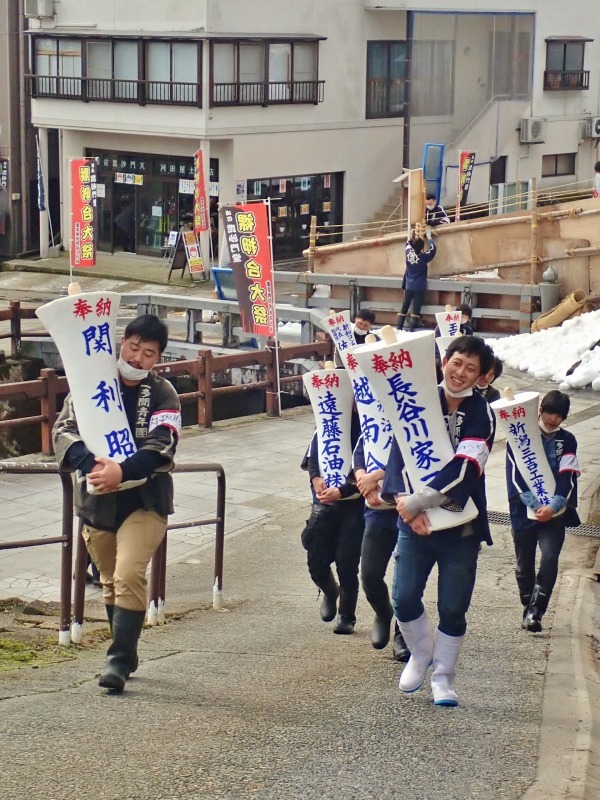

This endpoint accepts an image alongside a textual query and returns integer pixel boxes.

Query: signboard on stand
[167,230,206,282]
[70,158,97,269]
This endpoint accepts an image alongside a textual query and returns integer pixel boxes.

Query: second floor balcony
[543,70,590,91]
[27,74,325,109]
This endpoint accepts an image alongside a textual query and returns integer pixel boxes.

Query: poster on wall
[182,231,205,276]
[70,158,97,269]
[219,202,276,337]
[193,149,209,234]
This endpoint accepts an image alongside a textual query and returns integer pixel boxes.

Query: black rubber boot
[522,585,549,633]
[98,607,145,692]
[317,571,339,623]
[333,587,358,635]
[370,600,394,650]
[392,623,411,662]
[406,314,421,332]
[105,604,138,676]
[397,313,407,331]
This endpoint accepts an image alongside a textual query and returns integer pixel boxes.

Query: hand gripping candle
[36,290,144,492]
[490,388,556,520]
[352,326,478,531]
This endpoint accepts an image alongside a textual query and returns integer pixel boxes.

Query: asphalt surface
[0,255,597,800]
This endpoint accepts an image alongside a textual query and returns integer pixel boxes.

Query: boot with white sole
[431,629,464,707]
[397,610,434,693]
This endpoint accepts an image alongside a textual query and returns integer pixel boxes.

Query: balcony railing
[543,70,590,91]
[27,75,201,106]
[211,80,325,107]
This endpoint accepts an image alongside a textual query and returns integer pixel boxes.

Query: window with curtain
[366,41,405,118]
[35,38,81,96]
[211,40,321,106]
[114,41,138,99]
[411,40,453,116]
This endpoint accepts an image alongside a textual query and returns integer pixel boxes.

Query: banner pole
[456,149,462,222]
[266,198,281,416]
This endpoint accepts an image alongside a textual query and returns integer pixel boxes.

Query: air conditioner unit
[24,0,55,19]
[585,117,600,139]
[520,118,546,144]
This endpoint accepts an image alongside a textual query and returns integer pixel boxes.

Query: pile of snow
[487,308,600,391]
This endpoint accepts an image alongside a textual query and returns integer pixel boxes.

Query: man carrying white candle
[54,314,181,693]
[387,336,495,706]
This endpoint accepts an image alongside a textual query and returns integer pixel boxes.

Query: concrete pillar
[38,127,50,258]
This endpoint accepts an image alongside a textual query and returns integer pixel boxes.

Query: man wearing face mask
[53,314,181,693]
[506,390,580,633]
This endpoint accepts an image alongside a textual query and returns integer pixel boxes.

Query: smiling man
[383,335,495,706]
[53,314,181,693]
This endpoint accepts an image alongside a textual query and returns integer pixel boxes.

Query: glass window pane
[412,41,453,116]
[147,42,171,82]
[36,38,56,75]
[87,42,112,79]
[172,43,197,83]
[58,40,81,77]
[546,42,564,71]
[293,43,317,81]
[213,43,236,83]
[556,153,576,174]
[269,43,291,82]
[114,41,138,99]
[564,42,584,71]
[367,42,387,79]
[239,44,264,83]
[541,155,556,177]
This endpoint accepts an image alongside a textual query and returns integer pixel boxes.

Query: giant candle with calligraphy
[36,292,139,468]
[435,310,461,338]
[342,342,393,476]
[325,310,355,360]
[491,391,556,519]
[353,329,478,530]
[302,368,354,489]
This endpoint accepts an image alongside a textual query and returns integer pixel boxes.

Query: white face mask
[354,325,367,336]
[440,378,473,399]
[539,419,559,434]
[118,355,149,382]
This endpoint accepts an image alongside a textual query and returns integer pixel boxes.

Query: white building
[26,0,600,261]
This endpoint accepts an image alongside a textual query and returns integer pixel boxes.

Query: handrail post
[40,368,57,455]
[265,340,279,417]
[59,472,73,645]
[213,466,226,609]
[10,300,21,358]
[197,349,213,428]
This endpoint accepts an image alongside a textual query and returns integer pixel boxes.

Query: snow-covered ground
[487,309,600,391]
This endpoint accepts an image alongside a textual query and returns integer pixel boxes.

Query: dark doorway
[112,185,137,253]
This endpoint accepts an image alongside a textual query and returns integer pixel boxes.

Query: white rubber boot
[431,629,464,707]
[397,610,434,693]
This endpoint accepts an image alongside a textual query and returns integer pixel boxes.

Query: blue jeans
[392,526,481,637]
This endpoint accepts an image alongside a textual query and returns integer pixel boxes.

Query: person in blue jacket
[352,435,410,661]
[506,390,580,633]
[397,233,436,332]
[388,335,495,706]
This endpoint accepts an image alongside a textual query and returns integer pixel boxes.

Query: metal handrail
[0,461,226,645]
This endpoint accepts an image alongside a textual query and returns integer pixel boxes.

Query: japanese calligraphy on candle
[491,391,555,516]
[302,369,354,489]
[325,310,355,358]
[353,330,478,530]
[220,203,276,337]
[36,292,138,466]
[342,344,393,473]
[70,158,97,269]
[435,310,461,337]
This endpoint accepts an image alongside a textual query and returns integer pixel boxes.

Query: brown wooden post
[265,340,280,417]
[197,349,213,428]
[9,300,21,358]
[40,368,57,455]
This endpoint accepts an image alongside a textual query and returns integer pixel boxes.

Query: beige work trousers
[82,509,167,611]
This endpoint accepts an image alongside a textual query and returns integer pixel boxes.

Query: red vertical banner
[193,149,209,234]
[219,202,276,337]
[70,158,97,268]
[457,150,476,208]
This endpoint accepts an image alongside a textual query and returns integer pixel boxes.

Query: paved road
[0,411,597,800]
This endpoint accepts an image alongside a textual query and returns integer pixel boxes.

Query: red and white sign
[193,149,209,234]
[219,201,276,337]
[70,158,97,269]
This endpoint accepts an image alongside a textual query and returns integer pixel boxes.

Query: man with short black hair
[425,193,450,227]
[353,309,376,345]
[54,314,181,693]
